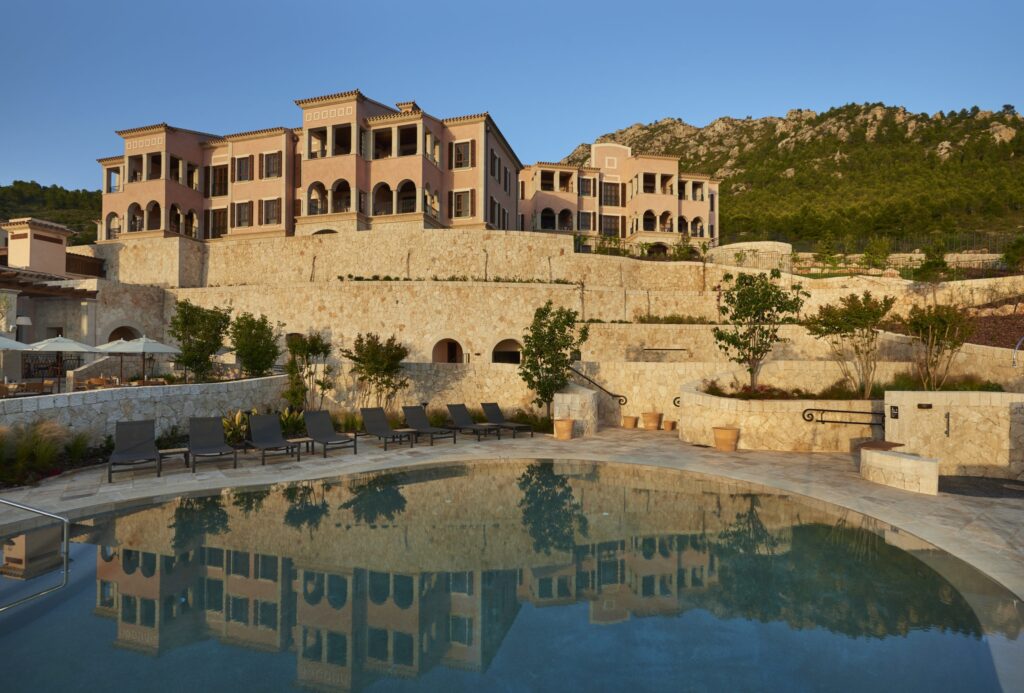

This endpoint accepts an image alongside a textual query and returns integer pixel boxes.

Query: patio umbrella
[119,336,181,382]
[26,337,100,393]
[94,338,133,383]
[0,335,29,387]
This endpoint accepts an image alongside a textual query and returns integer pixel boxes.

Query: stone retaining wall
[0,376,287,443]
[860,449,939,495]
[884,390,1024,479]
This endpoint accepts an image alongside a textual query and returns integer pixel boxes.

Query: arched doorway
[642,210,656,232]
[108,326,141,342]
[145,201,161,231]
[659,211,672,232]
[331,179,351,213]
[105,212,121,240]
[372,183,393,216]
[307,182,328,215]
[432,339,464,364]
[396,181,417,214]
[492,339,522,364]
[539,208,555,231]
[557,209,573,231]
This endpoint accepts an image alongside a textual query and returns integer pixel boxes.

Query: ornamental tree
[286,331,335,409]
[518,301,590,419]
[228,312,282,377]
[805,292,896,399]
[340,333,409,410]
[167,300,231,382]
[903,304,974,391]
[712,270,806,389]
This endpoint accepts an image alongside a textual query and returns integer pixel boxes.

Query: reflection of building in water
[1,525,64,580]
[58,460,1011,691]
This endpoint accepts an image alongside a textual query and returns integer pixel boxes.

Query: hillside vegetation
[0,180,100,245]
[564,103,1024,251]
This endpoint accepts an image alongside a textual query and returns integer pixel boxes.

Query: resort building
[97,90,522,242]
[518,143,720,252]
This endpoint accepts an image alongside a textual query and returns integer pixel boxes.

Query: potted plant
[662,419,677,432]
[553,418,574,441]
[641,409,662,430]
[712,426,740,452]
[621,415,639,429]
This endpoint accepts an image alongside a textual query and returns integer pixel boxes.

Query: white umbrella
[95,339,134,383]
[119,336,181,382]
[27,337,100,393]
[0,335,29,351]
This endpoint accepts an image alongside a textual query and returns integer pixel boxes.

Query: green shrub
[279,407,306,436]
[229,312,282,377]
[637,313,713,325]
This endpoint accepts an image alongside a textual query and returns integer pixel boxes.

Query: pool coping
[1,429,1022,600]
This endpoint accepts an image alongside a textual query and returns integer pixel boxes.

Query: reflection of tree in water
[719,495,779,556]
[517,462,589,555]
[169,495,229,552]
[712,515,984,639]
[339,473,407,525]
[231,488,271,516]
[282,481,331,535]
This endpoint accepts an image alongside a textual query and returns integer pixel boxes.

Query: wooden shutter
[470,140,476,167]
[203,209,210,238]
[447,142,454,170]
[203,166,210,197]
[248,155,254,181]
[470,189,476,217]
[258,199,263,225]
[258,153,264,179]
[230,159,235,182]
[447,191,454,218]
[229,204,235,228]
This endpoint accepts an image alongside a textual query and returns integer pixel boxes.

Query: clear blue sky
[1,0,1020,191]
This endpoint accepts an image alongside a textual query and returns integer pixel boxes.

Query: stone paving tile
[1,429,1022,597]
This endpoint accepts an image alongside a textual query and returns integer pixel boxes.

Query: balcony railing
[332,201,352,214]
[398,199,416,214]
[128,219,144,232]
[309,149,326,159]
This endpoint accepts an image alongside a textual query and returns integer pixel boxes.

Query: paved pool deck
[1,428,1022,599]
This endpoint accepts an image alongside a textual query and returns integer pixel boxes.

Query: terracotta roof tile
[294,89,362,106]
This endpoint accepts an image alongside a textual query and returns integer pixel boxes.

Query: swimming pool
[1,460,1020,691]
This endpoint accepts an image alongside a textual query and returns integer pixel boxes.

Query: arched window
[432,339,464,364]
[184,210,198,238]
[492,339,522,364]
[690,217,705,237]
[647,243,668,257]
[659,211,672,232]
[396,181,416,214]
[642,210,656,232]
[393,574,414,609]
[127,204,143,232]
[327,574,348,609]
[331,179,351,213]
[108,325,141,342]
[557,209,573,231]
[145,201,161,231]
[372,183,393,216]
[539,208,555,231]
[303,571,325,605]
[678,216,688,234]
[105,212,121,240]
[307,182,328,215]
[369,571,390,605]
[169,204,182,234]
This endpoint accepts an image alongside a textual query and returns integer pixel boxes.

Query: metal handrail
[0,498,71,613]
[567,365,627,405]
[801,408,884,428]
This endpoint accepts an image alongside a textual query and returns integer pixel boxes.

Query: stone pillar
[391,127,397,158]
[553,384,600,437]
[327,125,334,157]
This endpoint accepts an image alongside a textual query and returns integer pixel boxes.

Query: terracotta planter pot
[554,418,575,441]
[621,415,639,429]
[713,426,740,452]
[662,419,677,431]
[641,412,663,430]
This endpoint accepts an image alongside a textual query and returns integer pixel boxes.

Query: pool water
[0,460,1021,692]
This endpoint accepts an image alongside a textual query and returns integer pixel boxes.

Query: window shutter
[203,166,210,197]
[258,200,263,225]
[229,204,235,228]
[230,159,235,183]
[447,143,454,170]
[203,209,210,237]
[447,191,454,219]
[247,201,253,226]
[258,153,264,179]
[294,198,301,216]
[470,140,476,167]
[294,154,302,187]
[470,189,476,217]
[248,155,254,180]
[620,183,626,204]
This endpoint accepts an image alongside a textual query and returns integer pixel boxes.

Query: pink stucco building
[518,143,720,252]
[98,90,521,242]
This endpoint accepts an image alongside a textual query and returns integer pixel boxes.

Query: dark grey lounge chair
[304,410,357,458]
[248,414,301,465]
[360,407,414,450]
[447,404,501,441]
[108,420,164,483]
[402,406,456,446]
[481,402,534,438]
[188,416,238,472]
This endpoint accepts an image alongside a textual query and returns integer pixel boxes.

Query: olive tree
[518,301,590,419]
[805,292,896,399]
[228,312,281,377]
[340,333,409,410]
[712,270,806,389]
[167,300,231,382]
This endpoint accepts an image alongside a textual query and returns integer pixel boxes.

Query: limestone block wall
[884,390,1024,479]
[860,449,939,495]
[0,376,286,443]
[553,384,600,437]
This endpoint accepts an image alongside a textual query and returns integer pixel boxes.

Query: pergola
[0,268,98,300]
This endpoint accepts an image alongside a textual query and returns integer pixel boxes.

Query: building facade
[518,143,720,252]
[97,90,522,242]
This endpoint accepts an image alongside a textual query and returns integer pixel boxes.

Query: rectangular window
[450,571,474,595]
[453,141,472,169]
[204,579,224,612]
[262,199,281,225]
[578,212,594,231]
[453,191,472,218]
[600,214,620,236]
[579,178,593,197]
[234,202,253,228]
[210,165,229,196]
[229,550,250,577]
[228,596,249,624]
[256,600,278,629]
[256,554,279,582]
[204,547,224,568]
[235,156,252,182]
[599,182,622,207]
[210,209,228,239]
[489,149,497,177]
[326,632,348,666]
[262,152,282,178]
